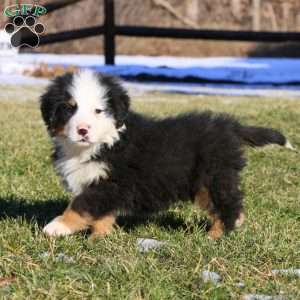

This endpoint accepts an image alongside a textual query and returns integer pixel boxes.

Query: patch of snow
[2,54,300,97]
[0,30,18,56]
[0,74,49,86]
[2,54,300,85]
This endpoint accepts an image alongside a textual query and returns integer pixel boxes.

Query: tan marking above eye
[53,125,66,136]
[68,98,77,107]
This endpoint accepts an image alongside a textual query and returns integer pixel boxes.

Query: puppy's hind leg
[208,170,245,239]
[194,186,225,240]
[90,213,116,240]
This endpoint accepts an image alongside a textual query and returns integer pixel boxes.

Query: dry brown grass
[23,63,79,78]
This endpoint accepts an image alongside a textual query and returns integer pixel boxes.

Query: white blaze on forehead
[69,69,107,110]
[62,69,124,149]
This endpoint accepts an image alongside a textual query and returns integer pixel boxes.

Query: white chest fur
[54,149,109,196]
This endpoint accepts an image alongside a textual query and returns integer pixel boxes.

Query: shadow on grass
[0,196,209,233]
[118,212,209,234]
[0,196,68,226]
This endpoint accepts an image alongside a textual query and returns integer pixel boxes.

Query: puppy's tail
[238,125,293,149]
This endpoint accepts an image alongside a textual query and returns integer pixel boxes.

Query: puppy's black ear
[112,87,130,129]
[101,75,130,128]
[40,73,74,130]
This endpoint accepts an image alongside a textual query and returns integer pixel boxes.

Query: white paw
[43,217,72,236]
[235,213,245,228]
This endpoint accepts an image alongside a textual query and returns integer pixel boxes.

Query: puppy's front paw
[43,217,73,237]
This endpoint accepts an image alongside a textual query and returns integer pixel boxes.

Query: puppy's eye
[95,109,103,114]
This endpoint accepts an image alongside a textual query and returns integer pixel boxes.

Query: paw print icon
[5,16,45,48]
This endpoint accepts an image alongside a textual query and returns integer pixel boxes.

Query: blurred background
[1,0,300,57]
[1,0,300,96]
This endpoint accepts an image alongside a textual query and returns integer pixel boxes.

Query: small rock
[201,270,222,285]
[40,252,50,258]
[236,281,245,288]
[56,253,75,263]
[242,294,285,300]
[39,252,74,263]
[136,238,167,253]
[271,269,300,276]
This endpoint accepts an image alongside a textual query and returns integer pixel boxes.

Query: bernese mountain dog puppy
[40,69,290,240]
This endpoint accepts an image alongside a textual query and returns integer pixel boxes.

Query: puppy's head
[40,70,129,147]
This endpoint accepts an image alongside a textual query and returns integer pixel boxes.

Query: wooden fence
[25,0,300,65]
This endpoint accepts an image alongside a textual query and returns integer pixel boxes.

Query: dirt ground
[1,0,300,57]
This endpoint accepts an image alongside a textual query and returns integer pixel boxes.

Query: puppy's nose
[78,128,88,136]
[77,124,90,136]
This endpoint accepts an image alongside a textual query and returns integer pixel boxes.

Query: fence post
[104,0,115,65]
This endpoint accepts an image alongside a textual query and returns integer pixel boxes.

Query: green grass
[0,90,300,299]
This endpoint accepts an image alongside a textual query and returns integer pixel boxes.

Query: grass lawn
[0,89,299,299]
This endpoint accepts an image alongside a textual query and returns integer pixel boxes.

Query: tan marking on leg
[90,214,116,240]
[59,209,91,232]
[195,187,224,239]
[235,212,245,228]
[194,187,213,211]
[208,216,224,240]
[43,208,91,236]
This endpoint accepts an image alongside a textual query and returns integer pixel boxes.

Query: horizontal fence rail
[115,26,300,42]
[39,26,300,46]
[43,0,84,14]
[39,26,105,45]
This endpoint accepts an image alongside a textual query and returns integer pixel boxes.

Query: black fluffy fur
[40,72,287,234]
